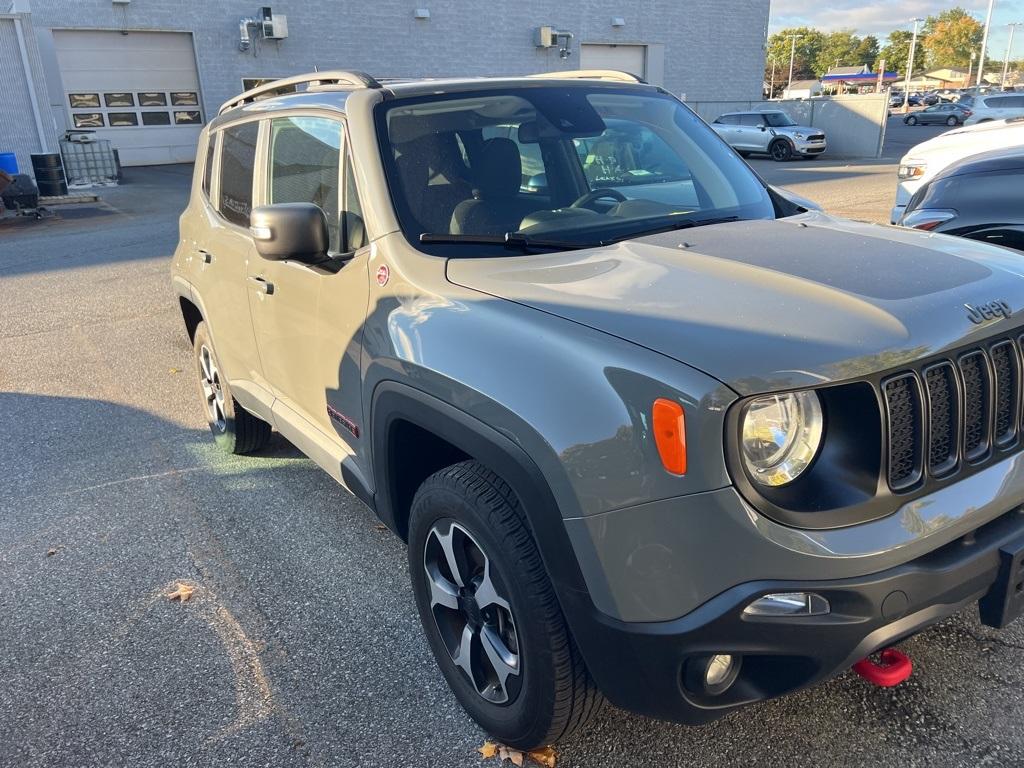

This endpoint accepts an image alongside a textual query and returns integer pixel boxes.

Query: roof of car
[936,146,1024,179]
[215,69,656,117]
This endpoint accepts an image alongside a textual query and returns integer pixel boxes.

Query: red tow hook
[852,648,913,687]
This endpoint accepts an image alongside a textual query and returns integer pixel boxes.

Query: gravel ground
[2,138,1023,768]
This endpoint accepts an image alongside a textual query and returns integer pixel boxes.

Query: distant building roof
[826,65,871,76]
[821,71,899,84]
[786,79,821,90]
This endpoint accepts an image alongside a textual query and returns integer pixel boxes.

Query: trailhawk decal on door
[327,404,360,438]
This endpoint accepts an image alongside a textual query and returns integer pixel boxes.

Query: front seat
[450,138,523,236]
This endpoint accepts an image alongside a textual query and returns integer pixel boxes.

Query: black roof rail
[218,70,380,114]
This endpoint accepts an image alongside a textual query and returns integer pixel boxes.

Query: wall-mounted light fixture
[414,8,430,19]
[611,17,626,27]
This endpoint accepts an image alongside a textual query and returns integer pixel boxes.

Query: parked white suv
[961,92,1024,124]
[891,117,1024,223]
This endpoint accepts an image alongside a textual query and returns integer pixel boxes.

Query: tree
[814,30,878,74]
[922,7,984,69]
[877,29,926,76]
[765,27,827,85]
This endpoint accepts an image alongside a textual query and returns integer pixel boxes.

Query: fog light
[743,592,830,617]
[684,653,741,696]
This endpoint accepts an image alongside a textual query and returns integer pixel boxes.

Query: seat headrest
[476,138,521,199]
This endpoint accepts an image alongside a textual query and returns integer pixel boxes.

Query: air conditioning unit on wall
[260,6,288,40]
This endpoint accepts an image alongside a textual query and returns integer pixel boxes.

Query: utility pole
[968,51,975,84]
[904,18,923,112]
[978,0,996,87]
[786,34,803,92]
[769,56,777,98]
[1003,22,1021,88]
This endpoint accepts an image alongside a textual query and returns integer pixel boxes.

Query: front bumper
[794,138,826,156]
[564,506,1024,724]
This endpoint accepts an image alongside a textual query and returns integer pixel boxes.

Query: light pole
[786,34,803,92]
[1003,22,1022,88]
[978,0,996,87]
[903,18,923,112]
[769,56,777,98]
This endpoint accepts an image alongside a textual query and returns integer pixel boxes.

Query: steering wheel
[570,188,628,209]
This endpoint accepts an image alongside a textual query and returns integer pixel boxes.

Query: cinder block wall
[24,0,770,123]
[0,12,61,174]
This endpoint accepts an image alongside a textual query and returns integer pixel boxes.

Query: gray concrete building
[2,0,769,171]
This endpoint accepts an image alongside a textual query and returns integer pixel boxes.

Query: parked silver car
[711,110,827,160]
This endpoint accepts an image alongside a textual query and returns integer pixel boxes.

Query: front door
[245,114,370,456]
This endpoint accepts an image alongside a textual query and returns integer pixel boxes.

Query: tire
[946,116,959,126]
[906,115,918,125]
[408,461,603,749]
[192,322,271,454]
[769,139,793,161]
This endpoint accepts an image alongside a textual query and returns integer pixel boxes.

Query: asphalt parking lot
[3,121,1024,767]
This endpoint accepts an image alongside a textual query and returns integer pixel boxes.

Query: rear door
[198,119,264,390]
[739,114,768,151]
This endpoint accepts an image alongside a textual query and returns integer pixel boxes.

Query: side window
[716,115,739,125]
[481,124,546,192]
[342,148,368,252]
[202,132,216,199]
[740,114,763,126]
[218,121,259,227]
[268,116,342,251]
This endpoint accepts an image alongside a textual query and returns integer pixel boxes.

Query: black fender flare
[369,380,590,600]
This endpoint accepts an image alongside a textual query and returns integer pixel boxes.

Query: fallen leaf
[479,742,498,759]
[168,367,182,374]
[167,582,195,602]
[374,523,388,532]
[528,747,557,767]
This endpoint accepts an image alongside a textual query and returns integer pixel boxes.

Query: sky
[769,0,1024,60]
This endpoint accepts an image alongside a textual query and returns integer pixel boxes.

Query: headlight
[898,162,926,180]
[740,391,823,486]
[794,132,805,140]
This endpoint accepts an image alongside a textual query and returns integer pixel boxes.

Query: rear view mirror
[250,203,328,263]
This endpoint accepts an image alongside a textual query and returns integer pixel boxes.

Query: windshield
[762,112,797,127]
[376,86,776,251]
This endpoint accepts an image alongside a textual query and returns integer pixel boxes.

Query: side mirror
[757,124,767,131]
[250,203,328,263]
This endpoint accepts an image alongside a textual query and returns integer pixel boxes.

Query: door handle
[248,275,275,295]
[197,249,212,264]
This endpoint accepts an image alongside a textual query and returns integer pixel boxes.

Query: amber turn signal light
[653,398,686,475]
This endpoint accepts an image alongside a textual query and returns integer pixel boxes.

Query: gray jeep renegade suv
[172,69,1024,749]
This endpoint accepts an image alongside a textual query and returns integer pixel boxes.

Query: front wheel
[769,139,793,161]
[192,322,271,454]
[408,461,603,749]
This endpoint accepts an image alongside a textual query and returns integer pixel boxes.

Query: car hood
[446,211,1024,395]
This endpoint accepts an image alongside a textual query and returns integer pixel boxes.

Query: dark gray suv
[173,69,1024,750]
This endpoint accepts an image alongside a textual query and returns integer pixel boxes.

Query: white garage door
[53,30,203,166]
[579,44,647,80]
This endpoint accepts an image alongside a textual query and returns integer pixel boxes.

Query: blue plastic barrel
[0,152,17,175]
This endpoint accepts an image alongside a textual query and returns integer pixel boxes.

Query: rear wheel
[769,139,793,161]
[192,322,270,454]
[946,116,959,126]
[408,461,603,749]
[906,115,918,125]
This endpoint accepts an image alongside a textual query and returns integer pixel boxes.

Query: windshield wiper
[419,232,596,252]
[604,215,741,242]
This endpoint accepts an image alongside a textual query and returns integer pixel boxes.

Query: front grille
[883,374,923,490]
[807,134,826,142]
[882,336,1023,491]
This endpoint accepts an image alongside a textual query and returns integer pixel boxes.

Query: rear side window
[201,133,216,198]
[218,121,259,227]
[716,115,739,125]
